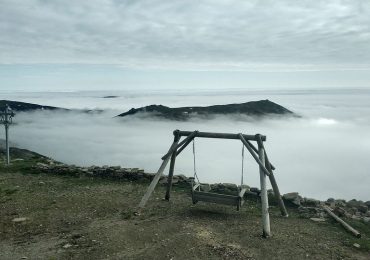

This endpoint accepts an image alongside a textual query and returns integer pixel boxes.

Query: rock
[221,183,238,191]
[333,207,346,217]
[310,217,326,222]
[36,162,49,169]
[302,198,320,207]
[334,199,346,207]
[353,243,361,249]
[358,205,368,214]
[283,192,300,200]
[63,243,73,249]
[200,184,211,192]
[347,199,364,208]
[283,192,302,207]
[177,174,188,180]
[362,217,370,223]
[159,177,168,184]
[12,217,28,223]
[250,187,260,194]
[170,177,179,184]
[298,206,318,218]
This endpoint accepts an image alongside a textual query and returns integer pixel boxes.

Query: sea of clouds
[2,88,370,201]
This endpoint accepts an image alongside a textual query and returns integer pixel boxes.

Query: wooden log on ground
[322,205,361,238]
[239,134,270,177]
[178,130,266,141]
[258,143,271,237]
[138,140,179,209]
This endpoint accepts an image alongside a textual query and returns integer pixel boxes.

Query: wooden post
[165,132,181,201]
[258,141,271,237]
[256,137,288,217]
[5,123,9,165]
[137,140,179,209]
[266,161,288,217]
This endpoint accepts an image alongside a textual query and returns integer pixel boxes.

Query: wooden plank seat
[191,182,247,211]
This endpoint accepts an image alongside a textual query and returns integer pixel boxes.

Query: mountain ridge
[117,99,295,120]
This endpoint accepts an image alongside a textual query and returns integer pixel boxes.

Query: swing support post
[165,131,181,201]
[256,137,289,217]
[137,135,180,209]
[258,138,271,237]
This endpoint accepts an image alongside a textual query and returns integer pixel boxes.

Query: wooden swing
[190,139,247,211]
[137,130,289,237]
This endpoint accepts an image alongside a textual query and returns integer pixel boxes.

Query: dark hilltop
[117,100,295,120]
[0,100,66,112]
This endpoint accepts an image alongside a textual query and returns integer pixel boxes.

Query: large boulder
[358,205,369,214]
[283,192,302,207]
[333,207,346,217]
[302,197,320,207]
[347,199,364,208]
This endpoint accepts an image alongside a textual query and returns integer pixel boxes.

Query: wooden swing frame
[137,130,289,237]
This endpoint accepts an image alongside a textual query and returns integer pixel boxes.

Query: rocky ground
[0,147,370,259]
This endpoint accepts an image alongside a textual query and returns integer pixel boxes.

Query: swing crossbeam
[177,130,266,141]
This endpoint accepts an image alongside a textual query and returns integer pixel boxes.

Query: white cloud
[1,0,370,70]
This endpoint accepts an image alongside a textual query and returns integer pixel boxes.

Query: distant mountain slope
[0,100,66,112]
[117,100,295,120]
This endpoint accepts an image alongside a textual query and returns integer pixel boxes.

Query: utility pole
[0,105,15,165]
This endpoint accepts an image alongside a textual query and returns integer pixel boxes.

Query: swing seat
[191,181,247,211]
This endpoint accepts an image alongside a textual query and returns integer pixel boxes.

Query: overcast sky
[1,0,370,91]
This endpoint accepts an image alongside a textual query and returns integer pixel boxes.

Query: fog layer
[3,89,370,201]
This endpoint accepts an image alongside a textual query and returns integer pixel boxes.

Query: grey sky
[1,0,370,90]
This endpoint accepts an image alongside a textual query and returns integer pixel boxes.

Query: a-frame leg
[165,133,180,200]
[258,141,271,237]
[266,162,289,217]
[256,136,288,217]
[137,140,179,209]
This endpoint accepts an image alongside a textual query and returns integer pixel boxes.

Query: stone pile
[33,162,191,186]
[282,192,370,224]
